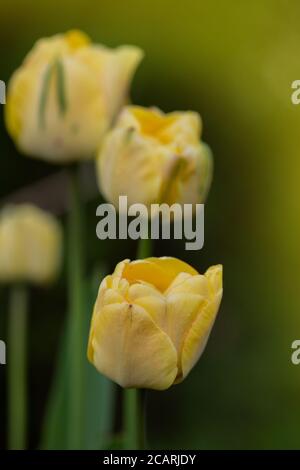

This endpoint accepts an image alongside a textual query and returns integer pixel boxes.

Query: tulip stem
[139,390,147,449]
[124,389,146,449]
[8,284,28,449]
[137,237,152,259]
[67,164,85,449]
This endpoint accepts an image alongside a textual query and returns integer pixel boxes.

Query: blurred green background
[1,0,300,450]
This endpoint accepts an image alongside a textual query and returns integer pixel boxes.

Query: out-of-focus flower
[5,30,143,163]
[97,106,212,211]
[88,257,222,390]
[0,205,62,284]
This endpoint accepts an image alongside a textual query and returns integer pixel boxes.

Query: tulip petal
[165,271,209,296]
[98,45,144,122]
[123,257,198,292]
[178,265,223,381]
[147,257,198,278]
[65,30,90,50]
[165,293,208,354]
[129,283,166,327]
[205,264,223,295]
[98,125,165,208]
[89,302,178,390]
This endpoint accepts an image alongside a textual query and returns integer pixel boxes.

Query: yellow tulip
[97,106,212,210]
[0,205,62,284]
[5,30,143,163]
[88,257,222,390]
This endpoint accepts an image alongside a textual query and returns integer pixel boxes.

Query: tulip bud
[5,30,143,163]
[88,257,222,390]
[0,205,62,284]
[97,106,213,210]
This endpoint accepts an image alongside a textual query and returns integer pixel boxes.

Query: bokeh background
[1,0,300,449]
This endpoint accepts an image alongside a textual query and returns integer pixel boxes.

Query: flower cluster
[4,29,223,392]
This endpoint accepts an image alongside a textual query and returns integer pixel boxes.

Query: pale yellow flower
[5,30,143,163]
[97,106,212,210]
[0,205,62,284]
[88,257,222,390]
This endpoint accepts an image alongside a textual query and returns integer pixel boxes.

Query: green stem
[8,284,28,449]
[137,237,152,259]
[123,237,151,450]
[123,389,146,449]
[124,388,138,449]
[139,390,147,450]
[67,165,85,449]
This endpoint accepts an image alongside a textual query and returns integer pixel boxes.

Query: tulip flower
[0,204,62,284]
[5,30,143,163]
[97,106,212,210]
[0,204,62,450]
[88,257,222,390]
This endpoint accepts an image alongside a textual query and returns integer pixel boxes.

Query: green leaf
[40,267,116,450]
[83,267,116,450]
[84,362,115,449]
[40,316,70,449]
